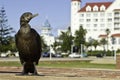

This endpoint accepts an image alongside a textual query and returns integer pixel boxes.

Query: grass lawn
[0,60,115,69]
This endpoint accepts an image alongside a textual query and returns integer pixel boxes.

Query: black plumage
[15,12,41,75]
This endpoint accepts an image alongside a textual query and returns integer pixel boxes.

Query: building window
[108,18,112,22]
[100,18,104,22]
[114,12,119,15]
[94,24,97,27]
[80,24,83,26]
[118,38,120,44]
[100,13,105,17]
[79,19,84,22]
[93,29,97,31]
[100,24,105,27]
[74,3,76,5]
[114,18,119,22]
[93,19,98,22]
[114,23,119,27]
[111,37,116,44]
[86,24,90,27]
[107,13,112,17]
[87,29,90,31]
[86,13,91,17]
[86,6,91,11]
[80,14,84,17]
[107,23,112,27]
[93,5,98,11]
[86,19,91,22]
[93,13,98,17]
[100,5,106,11]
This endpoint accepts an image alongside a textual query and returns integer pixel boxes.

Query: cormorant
[15,12,41,75]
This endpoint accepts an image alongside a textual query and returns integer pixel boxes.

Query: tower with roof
[71,0,81,36]
[41,19,55,47]
[41,19,52,37]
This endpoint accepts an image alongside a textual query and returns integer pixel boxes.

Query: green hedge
[87,50,113,56]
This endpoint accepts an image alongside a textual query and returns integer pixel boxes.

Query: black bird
[15,12,41,75]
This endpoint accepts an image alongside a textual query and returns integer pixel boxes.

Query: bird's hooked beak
[32,13,39,18]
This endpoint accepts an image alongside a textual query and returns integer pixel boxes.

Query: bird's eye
[26,14,29,17]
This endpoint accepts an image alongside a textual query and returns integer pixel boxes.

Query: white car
[69,53,81,58]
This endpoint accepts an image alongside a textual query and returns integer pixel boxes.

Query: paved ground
[0,74,120,80]
[0,66,120,80]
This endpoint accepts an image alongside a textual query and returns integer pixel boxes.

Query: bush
[87,50,113,56]
[87,50,103,56]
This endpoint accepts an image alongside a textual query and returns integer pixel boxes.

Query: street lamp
[81,44,83,58]
[105,28,110,52]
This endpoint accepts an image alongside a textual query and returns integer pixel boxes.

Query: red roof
[99,34,107,38]
[114,9,120,11]
[111,33,120,37]
[72,0,81,2]
[79,2,112,12]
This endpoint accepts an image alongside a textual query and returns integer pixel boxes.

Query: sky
[0,0,114,36]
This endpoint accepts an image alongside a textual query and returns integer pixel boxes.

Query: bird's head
[20,12,38,25]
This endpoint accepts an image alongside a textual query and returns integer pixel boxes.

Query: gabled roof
[99,34,107,38]
[99,33,120,38]
[114,9,120,11]
[111,33,120,37]
[78,2,112,12]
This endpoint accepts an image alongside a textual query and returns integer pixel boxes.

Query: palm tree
[92,39,99,50]
[59,27,73,53]
[74,26,87,54]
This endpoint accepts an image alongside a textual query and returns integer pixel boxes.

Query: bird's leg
[32,62,38,75]
[21,62,28,75]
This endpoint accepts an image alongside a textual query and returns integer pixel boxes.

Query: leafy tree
[74,26,87,53]
[0,7,15,52]
[100,38,107,47]
[59,27,73,53]
[51,40,60,53]
[92,39,99,50]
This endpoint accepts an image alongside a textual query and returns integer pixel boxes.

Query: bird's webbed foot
[31,62,38,75]
[21,62,29,75]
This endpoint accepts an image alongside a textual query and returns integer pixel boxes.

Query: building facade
[71,0,120,50]
[41,19,55,46]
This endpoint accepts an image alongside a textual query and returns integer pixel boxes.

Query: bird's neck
[20,23,31,34]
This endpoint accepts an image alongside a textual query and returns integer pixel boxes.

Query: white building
[41,19,55,46]
[57,29,68,37]
[71,0,120,50]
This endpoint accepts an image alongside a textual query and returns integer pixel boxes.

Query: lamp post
[71,40,74,54]
[71,44,73,54]
[105,28,110,54]
[49,45,52,60]
[113,46,117,60]
[81,44,83,58]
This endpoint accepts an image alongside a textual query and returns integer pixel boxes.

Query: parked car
[42,52,50,57]
[80,53,88,57]
[42,52,62,58]
[96,53,103,58]
[54,53,62,58]
[0,52,7,57]
[69,53,81,58]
